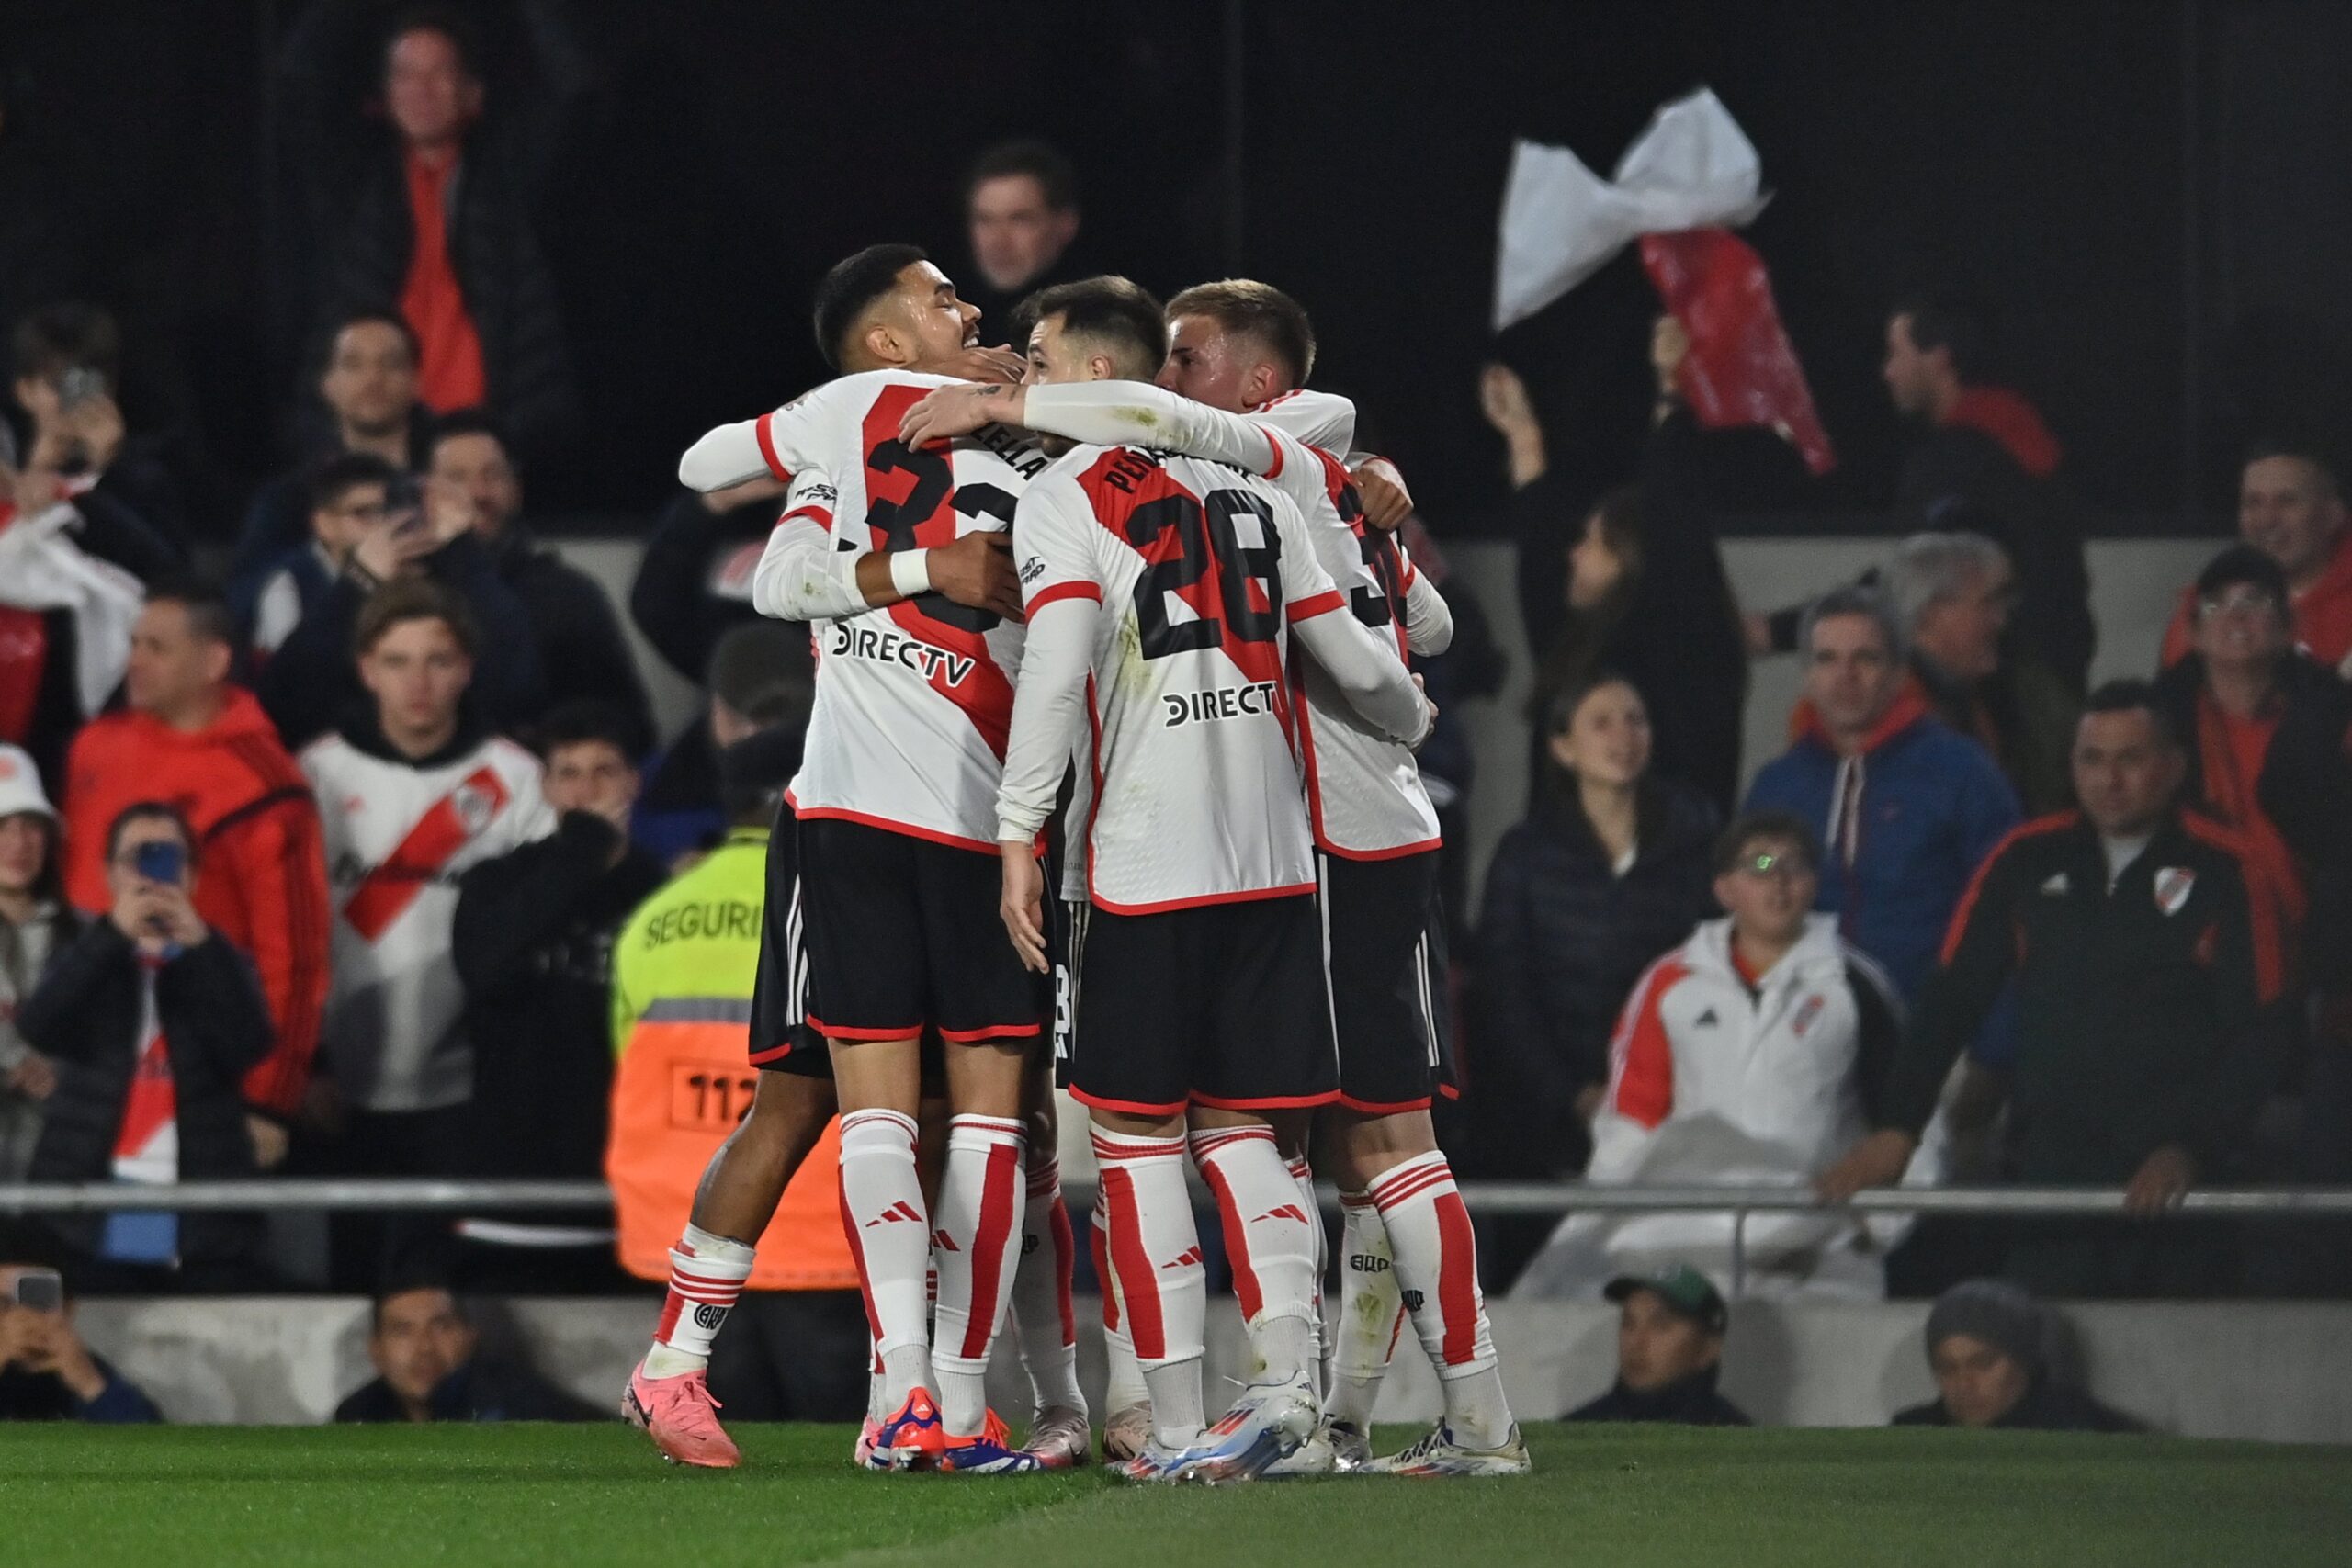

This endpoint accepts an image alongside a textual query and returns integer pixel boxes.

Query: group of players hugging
[619,242,1526,1482]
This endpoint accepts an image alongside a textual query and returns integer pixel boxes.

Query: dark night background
[6,0,2348,538]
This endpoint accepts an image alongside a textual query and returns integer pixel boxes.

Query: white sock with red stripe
[1093,1127,1206,1448]
[1287,1155,1328,1395]
[1189,1125,1317,1389]
[1327,1190,1403,1431]
[1369,1151,1511,1449]
[1091,1185,1150,1417]
[930,1114,1028,1438]
[838,1108,935,1409]
[644,1223,754,1378]
[1010,1154,1087,1418]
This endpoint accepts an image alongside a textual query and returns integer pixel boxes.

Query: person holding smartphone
[17,803,277,1292]
[0,1261,162,1422]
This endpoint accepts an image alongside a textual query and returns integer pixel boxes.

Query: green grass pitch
[5,1422,2347,1567]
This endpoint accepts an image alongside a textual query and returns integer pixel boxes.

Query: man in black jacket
[296,6,582,476]
[425,412,650,752]
[1566,1265,1750,1426]
[1821,682,2292,1296]
[19,802,276,1292]
[450,701,664,1290]
[254,455,545,750]
[1882,296,2094,695]
[334,1280,595,1423]
[628,479,783,688]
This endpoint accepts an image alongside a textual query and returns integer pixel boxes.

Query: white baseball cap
[0,744,58,823]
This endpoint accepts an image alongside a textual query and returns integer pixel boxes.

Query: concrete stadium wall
[553,534,2223,915]
[74,1294,2352,1443]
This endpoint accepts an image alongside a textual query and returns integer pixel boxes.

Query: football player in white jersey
[626,246,1084,1477]
[904,279,1526,1477]
[981,276,1435,1480]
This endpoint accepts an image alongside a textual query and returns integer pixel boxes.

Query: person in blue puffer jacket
[1744,584,2020,1007]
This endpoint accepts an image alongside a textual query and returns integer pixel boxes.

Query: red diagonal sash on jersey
[861,383,1017,759]
[341,764,509,942]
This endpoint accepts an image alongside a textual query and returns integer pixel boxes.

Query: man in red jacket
[62,581,331,1164]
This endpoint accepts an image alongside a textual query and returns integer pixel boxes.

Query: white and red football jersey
[689,371,1050,851]
[1001,441,1425,914]
[1014,382,1450,859]
[304,732,555,1111]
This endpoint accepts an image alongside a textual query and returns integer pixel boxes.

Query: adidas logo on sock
[866,1201,923,1228]
[1163,1245,1204,1269]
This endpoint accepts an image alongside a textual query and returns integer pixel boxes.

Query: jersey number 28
[1125,489,1283,660]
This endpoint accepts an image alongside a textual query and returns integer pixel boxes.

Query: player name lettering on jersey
[729,371,1047,850]
[829,621,978,686]
[1163,682,1281,727]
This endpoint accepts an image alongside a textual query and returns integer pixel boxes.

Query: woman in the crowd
[0,744,76,1186]
[1472,674,1720,1179]
[1482,342,1758,818]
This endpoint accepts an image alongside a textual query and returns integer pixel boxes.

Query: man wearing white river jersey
[626,245,1081,1478]
[904,279,1527,1478]
[977,276,1434,1482]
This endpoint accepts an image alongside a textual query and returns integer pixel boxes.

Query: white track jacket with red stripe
[1514,913,1942,1301]
[306,726,554,1111]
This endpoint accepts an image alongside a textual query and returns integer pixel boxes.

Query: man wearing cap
[2154,542,2352,936]
[1893,1280,2142,1431]
[1566,1264,1751,1426]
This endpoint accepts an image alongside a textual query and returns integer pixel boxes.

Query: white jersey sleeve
[1020,381,1292,479]
[997,477,1105,843]
[678,381,838,491]
[752,470,875,624]
[1247,387,1358,455]
[1397,546,1454,656]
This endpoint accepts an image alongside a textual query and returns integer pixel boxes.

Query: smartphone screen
[13,1269,64,1313]
[133,840,186,885]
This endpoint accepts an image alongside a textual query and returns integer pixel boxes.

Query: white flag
[1492,87,1772,333]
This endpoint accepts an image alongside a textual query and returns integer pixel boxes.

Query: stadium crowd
[1,4,2347,1448]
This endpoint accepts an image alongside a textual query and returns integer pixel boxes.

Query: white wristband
[888,548,933,598]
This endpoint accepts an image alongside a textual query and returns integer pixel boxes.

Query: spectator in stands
[1878,295,2092,694]
[254,454,544,751]
[1744,585,2020,1006]
[1483,359,1747,814]
[0,1262,162,1422]
[0,746,74,1183]
[1892,1280,2143,1432]
[2155,544,2352,924]
[307,7,581,473]
[1565,1265,1749,1426]
[634,622,813,871]
[21,803,276,1291]
[305,581,554,1206]
[609,723,866,1422]
[242,452,402,666]
[1823,682,2293,1296]
[448,701,663,1291]
[1,415,175,788]
[1472,674,1717,1178]
[333,1279,594,1423]
[1885,531,2077,815]
[628,475,786,687]
[1518,812,1910,1301]
[62,582,330,1164]
[2161,445,2352,676]
[9,301,188,551]
[424,411,651,751]
[228,310,432,604]
[960,139,1087,333]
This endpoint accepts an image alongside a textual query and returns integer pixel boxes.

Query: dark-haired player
[625,246,1079,1476]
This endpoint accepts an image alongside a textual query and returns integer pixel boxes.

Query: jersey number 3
[1125,489,1283,660]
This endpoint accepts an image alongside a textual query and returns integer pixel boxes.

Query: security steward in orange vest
[607,728,865,1419]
